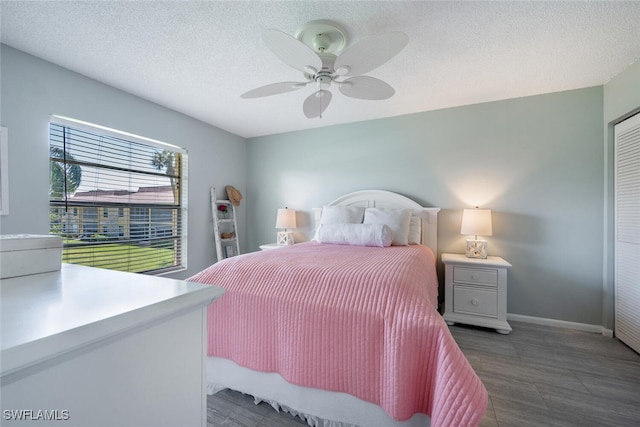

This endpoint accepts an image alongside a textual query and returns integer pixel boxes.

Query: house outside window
[49,116,188,275]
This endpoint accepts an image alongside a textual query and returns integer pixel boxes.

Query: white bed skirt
[207,357,431,427]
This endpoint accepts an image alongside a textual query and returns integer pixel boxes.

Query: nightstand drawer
[454,286,497,317]
[453,266,498,287]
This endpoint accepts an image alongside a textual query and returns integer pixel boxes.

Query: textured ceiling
[2,1,640,138]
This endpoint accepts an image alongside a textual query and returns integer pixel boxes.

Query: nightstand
[442,253,512,334]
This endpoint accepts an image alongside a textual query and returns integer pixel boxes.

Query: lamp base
[277,231,294,246]
[466,239,488,259]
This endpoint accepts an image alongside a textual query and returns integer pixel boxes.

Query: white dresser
[442,253,512,334]
[1,264,224,426]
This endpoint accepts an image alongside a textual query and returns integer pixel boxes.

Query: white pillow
[315,223,392,247]
[320,205,365,224]
[408,214,422,245]
[363,208,412,246]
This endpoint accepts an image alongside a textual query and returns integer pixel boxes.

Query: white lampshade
[460,208,492,237]
[275,208,297,230]
[461,208,492,259]
[275,208,296,246]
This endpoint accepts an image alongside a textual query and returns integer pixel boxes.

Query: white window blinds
[49,116,187,274]
[614,112,640,354]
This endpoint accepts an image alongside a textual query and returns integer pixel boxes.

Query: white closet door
[615,112,640,354]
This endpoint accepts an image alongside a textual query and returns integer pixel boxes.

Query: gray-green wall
[247,87,608,326]
[0,45,247,279]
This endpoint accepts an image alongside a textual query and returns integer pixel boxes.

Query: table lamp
[275,207,296,246]
[460,207,492,259]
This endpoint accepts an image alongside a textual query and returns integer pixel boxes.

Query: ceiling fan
[241,20,408,119]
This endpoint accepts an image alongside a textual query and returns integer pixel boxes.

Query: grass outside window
[62,239,175,273]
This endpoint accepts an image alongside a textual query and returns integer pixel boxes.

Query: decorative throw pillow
[408,214,422,245]
[315,223,392,247]
[363,208,412,246]
[320,205,366,224]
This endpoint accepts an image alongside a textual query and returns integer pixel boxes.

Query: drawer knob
[471,298,479,306]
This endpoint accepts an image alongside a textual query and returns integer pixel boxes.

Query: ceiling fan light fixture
[315,74,332,90]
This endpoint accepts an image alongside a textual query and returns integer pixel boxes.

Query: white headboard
[314,190,440,255]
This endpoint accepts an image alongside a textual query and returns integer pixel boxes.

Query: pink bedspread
[188,242,487,426]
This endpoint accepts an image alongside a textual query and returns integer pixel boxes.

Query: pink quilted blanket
[188,242,487,426]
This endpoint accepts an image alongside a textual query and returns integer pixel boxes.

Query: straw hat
[226,185,243,206]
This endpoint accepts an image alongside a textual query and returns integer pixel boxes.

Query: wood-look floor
[207,321,640,426]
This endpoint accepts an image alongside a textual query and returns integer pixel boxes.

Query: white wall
[246,87,606,326]
[0,45,247,279]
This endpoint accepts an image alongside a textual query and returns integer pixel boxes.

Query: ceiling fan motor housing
[315,72,333,89]
[302,53,338,80]
[296,21,349,82]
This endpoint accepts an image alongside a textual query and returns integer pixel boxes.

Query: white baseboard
[507,313,614,337]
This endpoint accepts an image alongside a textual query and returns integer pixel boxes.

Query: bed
[188,190,487,427]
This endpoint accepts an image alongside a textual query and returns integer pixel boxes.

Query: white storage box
[0,234,63,279]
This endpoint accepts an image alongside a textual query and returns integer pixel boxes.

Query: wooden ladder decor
[211,187,240,262]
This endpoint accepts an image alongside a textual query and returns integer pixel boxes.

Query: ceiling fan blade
[262,29,323,74]
[303,90,332,118]
[241,81,309,99]
[334,31,408,77]
[339,76,395,100]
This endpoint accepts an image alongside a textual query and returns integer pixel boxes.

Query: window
[49,116,187,274]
